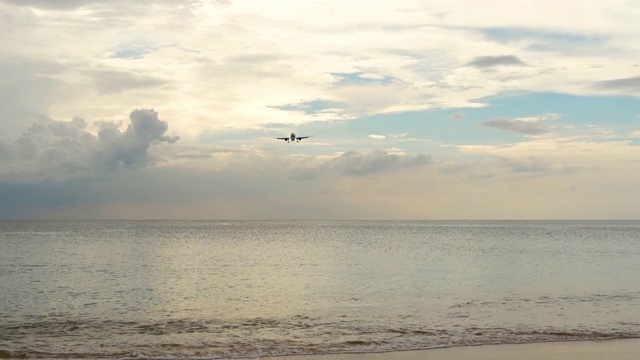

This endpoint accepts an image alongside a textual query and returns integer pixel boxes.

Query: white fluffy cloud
[2,0,639,137]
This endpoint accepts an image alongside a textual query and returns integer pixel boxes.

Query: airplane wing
[275,137,289,141]
[296,136,310,140]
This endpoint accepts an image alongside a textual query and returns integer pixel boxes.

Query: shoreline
[265,339,640,360]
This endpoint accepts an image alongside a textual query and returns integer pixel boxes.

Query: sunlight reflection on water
[1,220,639,358]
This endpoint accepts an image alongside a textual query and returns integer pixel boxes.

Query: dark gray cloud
[0,109,179,182]
[292,149,433,180]
[478,118,548,135]
[593,76,640,94]
[95,109,180,171]
[466,55,525,68]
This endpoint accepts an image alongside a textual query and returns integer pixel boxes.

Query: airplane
[275,133,311,143]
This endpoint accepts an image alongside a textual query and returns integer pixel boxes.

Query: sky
[1,0,640,220]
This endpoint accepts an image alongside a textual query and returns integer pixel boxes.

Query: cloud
[593,76,640,94]
[86,70,167,95]
[449,113,465,120]
[478,114,560,135]
[292,149,432,180]
[368,134,386,139]
[0,109,179,182]
[1,1,640,220]
[2,135,640,219]
[292,149,433,180]
[0,58,62,137]
[499,156,552,173]
[0,0,90,9]
[478,118,547,135]
[0,0,218,10]
[3,0,637,133]
[331,150,432,176]
[95,109,180,171]
[466,55,526,68]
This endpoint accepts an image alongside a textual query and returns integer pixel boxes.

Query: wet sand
[268,339,640,360]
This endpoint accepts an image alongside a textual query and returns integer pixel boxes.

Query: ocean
[1,220,639,358]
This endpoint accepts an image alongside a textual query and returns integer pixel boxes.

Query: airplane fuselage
[276,132,310,142]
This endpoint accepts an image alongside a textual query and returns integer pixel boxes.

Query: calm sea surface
[1,220,639,358]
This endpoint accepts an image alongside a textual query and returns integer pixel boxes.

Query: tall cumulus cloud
[0,109,179,182]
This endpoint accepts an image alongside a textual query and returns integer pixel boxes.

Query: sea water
[1,220,639,358]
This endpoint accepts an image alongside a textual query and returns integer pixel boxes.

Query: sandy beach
[269,340,640,360]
